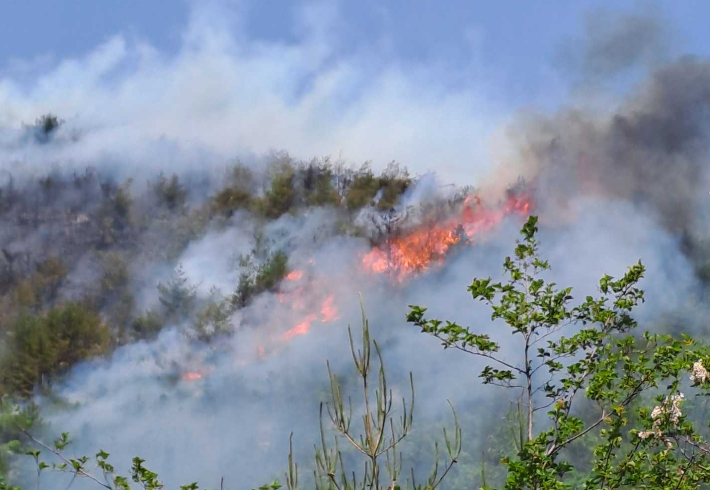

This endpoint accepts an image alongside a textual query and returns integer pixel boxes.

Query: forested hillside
[0,124,426,398]
[4,3,710,489]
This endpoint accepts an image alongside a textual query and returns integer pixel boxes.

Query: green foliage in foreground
[5,301,460,490]
[7,216,710,489]
[408,216,710,489]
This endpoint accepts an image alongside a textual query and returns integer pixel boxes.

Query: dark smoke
[558,8,668,82]
[501,56,710,278]
[3,4,710,489]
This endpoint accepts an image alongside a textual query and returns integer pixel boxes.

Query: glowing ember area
[320,295,339,322]
[276,192,531,343]
[362,193,533,279]
[285,270,304,281]
[182,371,203,381]
[282,314,318,340]
[282,294,340,341]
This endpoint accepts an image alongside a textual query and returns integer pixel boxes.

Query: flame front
[362,193,532,279]
[285,270,304,281]
[282,313,318,340]
[320,295,338,322]
[282,294,340,340]
[275,192,532,345]
[182,372,203,381]
[174,192,532,376]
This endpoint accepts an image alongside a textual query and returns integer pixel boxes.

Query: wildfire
[282,294,340,341]
[275,191,531,346]
[282,313,318,340]
[361,192,533,279]
[285,270,304,281]
[320,294,339,322]
[170,192,532,381]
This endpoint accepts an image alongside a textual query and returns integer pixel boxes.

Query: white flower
[690,360,709,384]
[644,393,685,440]
[667,393,684,424]
[651,406,663,420]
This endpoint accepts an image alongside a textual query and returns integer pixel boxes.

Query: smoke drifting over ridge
[502,57,710,221]
[32,201,706,489]
[488,9,710,276]
[0,0,500,186]
[2,3,710,489]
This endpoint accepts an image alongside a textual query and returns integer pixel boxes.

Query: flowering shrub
[408,216,710,489]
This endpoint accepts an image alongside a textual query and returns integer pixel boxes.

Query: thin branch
[529,320,575,347]
[64,473,78,490]
[530,353,571,377]
[428,459,457,490]
[547,410,607,457]
[431,334,525,374]
[19,429,111,490]
[674,453,695,490]
[532,398,558,413]
[680,436,710,455]
[607,440,641,490]
[487,380,523,389]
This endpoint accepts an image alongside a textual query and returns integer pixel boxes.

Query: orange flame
[182,372,203,381]
[361,193,533,279]
[282,313,318,340]
[275,192,532,345]
[320,294,339,322]
[281,294,340,340]
[286,270,304,281]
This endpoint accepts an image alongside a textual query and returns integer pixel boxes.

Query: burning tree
[361,191,533,281]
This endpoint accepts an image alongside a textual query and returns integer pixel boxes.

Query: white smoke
[0,1,500,186]
[3,3,709,489]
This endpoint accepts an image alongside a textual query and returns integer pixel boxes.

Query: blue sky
[1,1,709,184]
[4,1,709,100]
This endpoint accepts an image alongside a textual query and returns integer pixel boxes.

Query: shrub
[231,251,289,308]
[32,114,62,143]
[302,161,340,207]
[346,164,380,210]
[255,157,296,219]
[194,294,231,341]
[254,251,288,292]
[408,216,710,489]
[376,161,410,210]
[97,253,130,298]
[212,164,254,217]
[13,257,68,310]
[346,162,410,211]
[0,303,108,397]
[130,309,164,341]
[156,264,197,322]
[213,187,252,217]
[153,173,187,212]
[231,272,255,309]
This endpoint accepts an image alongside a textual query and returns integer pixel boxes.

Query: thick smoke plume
[500,58,710,232]
[1,4,709,490]
[492,13,710,276]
